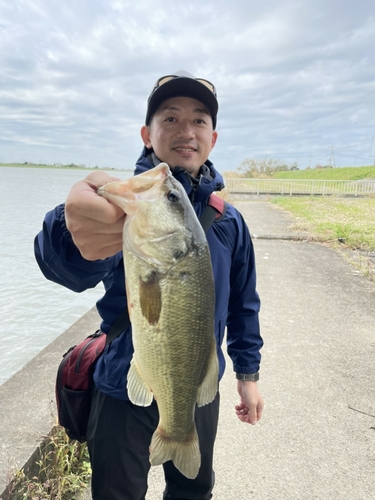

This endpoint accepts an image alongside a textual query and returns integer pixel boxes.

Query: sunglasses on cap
[151,75,217,97]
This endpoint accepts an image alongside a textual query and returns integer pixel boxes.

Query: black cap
[145,70,218,129]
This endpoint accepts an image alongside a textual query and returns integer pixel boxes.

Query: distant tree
[237,157,297,177]
[222,170,243,178]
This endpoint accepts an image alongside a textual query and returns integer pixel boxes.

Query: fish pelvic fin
[196,345,219,407]
[150,426,200,479]
[127,358,153,406]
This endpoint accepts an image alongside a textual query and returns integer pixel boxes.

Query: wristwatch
[236,372,259,382]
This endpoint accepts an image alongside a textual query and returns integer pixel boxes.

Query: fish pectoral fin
[150,426,201,479]
[196,345,219,407]
[139,272,162,326]
[125,279,133,322]
[127,359,153,406]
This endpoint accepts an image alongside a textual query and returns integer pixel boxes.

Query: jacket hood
[134,147,225,203]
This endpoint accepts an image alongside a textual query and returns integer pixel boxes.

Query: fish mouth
[97,163,171,212]
[149,234,175,243]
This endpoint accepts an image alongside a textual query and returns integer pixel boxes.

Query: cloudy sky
[1,0,374,172]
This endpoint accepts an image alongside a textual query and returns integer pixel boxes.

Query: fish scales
[97,163,219,479]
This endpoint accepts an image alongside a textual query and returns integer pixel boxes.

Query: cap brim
[146,77,218,129]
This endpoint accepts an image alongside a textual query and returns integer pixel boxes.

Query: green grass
[271,197,375,252]
[272,166,375,181]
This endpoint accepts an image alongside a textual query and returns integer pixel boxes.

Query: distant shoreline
[0,163,133,172]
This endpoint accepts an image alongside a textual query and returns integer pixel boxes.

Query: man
[35,71,264,500]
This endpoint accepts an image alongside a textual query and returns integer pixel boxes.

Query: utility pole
[328,144,336,168]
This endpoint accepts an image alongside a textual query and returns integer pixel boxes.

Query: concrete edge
[0,306,100,496]
[2,430,55,499]
[252,232,310,241]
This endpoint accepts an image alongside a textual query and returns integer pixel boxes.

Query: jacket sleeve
[226,213,263,374]
[34,203,121,293]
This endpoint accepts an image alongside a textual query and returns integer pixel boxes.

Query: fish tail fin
[149,426,200,479]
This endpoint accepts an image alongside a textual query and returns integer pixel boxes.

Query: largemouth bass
[97,163,218,479]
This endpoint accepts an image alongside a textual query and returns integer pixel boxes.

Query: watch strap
[236,372,259,382]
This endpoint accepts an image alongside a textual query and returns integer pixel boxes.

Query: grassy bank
[272,166,375,180]
[3,426,91,500]
[271,196,375,252]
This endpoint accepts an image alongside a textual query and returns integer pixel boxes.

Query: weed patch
[2,426,91,500]
[271,197,375,280]
[271,197,375,251]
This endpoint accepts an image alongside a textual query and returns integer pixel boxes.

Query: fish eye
[167,190,179,203]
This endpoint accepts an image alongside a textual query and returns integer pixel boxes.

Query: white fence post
[223,178,375,197]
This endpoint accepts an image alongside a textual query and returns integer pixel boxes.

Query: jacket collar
[134,147,225,203]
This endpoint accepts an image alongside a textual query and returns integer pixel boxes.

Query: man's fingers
[64,171,128,260]
[79,241,124,261]
[235,399,261,425]
[70,228,124,259]
[84,171,123,190]
[66,184,125,224]
[66,213,126,235]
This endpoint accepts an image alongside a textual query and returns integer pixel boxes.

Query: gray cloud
[0,0,374,170]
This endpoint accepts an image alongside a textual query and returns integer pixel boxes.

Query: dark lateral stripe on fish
[139,273,162,325]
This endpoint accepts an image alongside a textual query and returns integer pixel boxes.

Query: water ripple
[0,167,129,386]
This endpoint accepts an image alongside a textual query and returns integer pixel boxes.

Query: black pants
[86,388,220,500]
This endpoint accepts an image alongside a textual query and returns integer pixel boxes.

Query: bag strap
[105,193,226,346]
[199,193,227,232]
[106,307,131,345]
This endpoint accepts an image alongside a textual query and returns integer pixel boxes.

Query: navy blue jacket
[34,148,262,400]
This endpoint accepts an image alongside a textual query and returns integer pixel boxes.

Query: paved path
[84,201,375,500]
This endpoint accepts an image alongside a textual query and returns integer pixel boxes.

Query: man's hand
[235,381,264,425]
[65,171,126,261]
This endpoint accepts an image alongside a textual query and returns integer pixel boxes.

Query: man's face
[141,96,218,177]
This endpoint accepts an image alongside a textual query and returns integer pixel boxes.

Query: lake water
[0,167,131,386]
